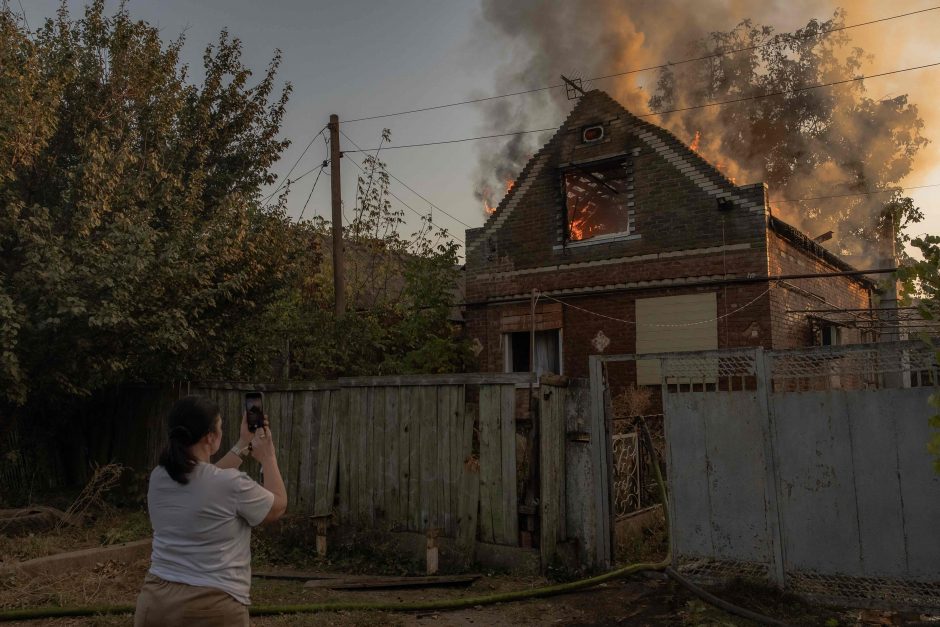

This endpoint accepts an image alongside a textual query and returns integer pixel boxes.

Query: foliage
[649,10,927,257]
[897,237,940,473]
[0,3,469,411]
[238,135,472,380]
[0,2,297,410]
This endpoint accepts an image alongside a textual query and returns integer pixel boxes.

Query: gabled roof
[467,89,765,257]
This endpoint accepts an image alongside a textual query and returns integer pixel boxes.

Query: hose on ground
[0,418,786,625]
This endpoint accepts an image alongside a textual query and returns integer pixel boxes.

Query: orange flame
[482,178,516,215]
[689,130,701,153]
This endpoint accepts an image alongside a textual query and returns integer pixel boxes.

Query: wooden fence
[192,374,531,548]
[4,373,608,569]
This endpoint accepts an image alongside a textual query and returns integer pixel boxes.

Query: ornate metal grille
[611,431,641,519]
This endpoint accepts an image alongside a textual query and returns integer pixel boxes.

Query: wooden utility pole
[329,114,345,317]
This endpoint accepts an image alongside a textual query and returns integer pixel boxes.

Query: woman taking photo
[134,395,287,626]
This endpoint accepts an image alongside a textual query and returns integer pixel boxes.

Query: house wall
[767,230,872,348]
[465,91,769,285]
[467,281,775,381]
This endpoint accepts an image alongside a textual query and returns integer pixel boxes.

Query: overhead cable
[342,6,940,124]
[339,129,474,229]
[343,60,940,152]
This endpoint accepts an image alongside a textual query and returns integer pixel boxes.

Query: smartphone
[245,392,264,432]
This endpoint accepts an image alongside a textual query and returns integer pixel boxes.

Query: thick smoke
[473,1,933,260]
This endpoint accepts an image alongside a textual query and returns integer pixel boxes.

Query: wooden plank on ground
[478,385,500,544]
[384,386,400,526]
[539,381,566,567]
[498,384,518,546]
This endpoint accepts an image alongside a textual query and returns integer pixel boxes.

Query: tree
[897,238,940,473]
[0,2,297,411]
[238,132,472,380]
[649,10,928,258]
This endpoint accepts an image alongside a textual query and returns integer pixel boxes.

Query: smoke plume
[473,1,934,260]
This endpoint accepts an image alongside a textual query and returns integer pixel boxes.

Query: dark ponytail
[159,395,221,484]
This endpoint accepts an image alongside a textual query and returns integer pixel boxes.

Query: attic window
[564,160,636,242]
[582,125,604,143]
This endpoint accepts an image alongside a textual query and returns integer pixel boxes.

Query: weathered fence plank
[498,384,518,546]
[371,387,387,523]
[539,379,566,567]
[382,387,399,525]
[418,386,437,530]
[478,385,500,544]
[406,387,422,531]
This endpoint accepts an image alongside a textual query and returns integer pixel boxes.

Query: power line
[539,284,777,327]
[345,61,940,152]
[342,6,940,124]
[344,153,465,245]
[339,129,474,229]
[343,60,940,152]
[770,182,940,203]
[261,125,327,205]
[298,166,326,221]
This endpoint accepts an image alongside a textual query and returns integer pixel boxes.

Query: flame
[482,178,516,215]
[689,131,701,152]
[569,216,587,240]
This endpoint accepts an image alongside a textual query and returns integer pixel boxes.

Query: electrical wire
[342,6,940,124]
[769,182,940,203]
[339,129,474,229]
[538,284,776,328]
[298,165,326,221]
[343,60,940,152]
[344,152,465,245]
[261,126,328,205]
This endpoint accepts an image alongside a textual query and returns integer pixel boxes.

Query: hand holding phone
[245,392,264,433]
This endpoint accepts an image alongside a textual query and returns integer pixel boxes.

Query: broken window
[564,160,635,242]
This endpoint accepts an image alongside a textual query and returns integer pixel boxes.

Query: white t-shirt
[146,462,274,605]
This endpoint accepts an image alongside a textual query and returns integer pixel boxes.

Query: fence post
[588,355,612,569]
[755,347,787,588]
[539,375,567,570]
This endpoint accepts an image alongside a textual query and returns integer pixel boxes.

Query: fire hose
[0,420,787,625]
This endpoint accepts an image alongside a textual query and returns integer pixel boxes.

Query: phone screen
[245,392,264,432]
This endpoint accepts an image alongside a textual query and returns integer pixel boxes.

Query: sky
[17,0,940,259]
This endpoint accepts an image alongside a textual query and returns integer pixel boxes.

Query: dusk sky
[19,0,940,259]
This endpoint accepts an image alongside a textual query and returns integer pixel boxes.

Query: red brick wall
[465,91,769,281]
[466,280,774,380]
[767,231,872,348]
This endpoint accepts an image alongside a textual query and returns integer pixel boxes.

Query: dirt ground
[1,509,937,626]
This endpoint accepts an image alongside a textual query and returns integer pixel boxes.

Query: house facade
[463,90,874,384]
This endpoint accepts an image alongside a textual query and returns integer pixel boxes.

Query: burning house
[463,89,884,384]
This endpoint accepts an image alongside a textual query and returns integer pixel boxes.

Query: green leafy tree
[650,10,927,257]
[0,2,297,411]
[897,238,940,473]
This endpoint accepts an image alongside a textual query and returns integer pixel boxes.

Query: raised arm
[249,425,287,524]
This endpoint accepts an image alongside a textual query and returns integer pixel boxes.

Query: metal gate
[590,340,940,610]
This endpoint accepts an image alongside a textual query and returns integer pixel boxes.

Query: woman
[134,395,287,627]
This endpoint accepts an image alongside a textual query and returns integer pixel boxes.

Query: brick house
[463,90,876,386]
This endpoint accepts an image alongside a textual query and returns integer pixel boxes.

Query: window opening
[504,330,561,377]
[564,160,634,242]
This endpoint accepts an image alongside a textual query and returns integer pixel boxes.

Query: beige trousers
[134,573,249,627]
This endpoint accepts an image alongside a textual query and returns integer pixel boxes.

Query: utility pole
[329,114,345,317]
